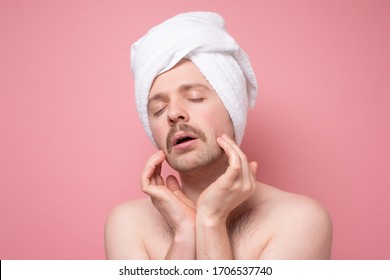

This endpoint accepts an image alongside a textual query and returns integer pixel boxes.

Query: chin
[166,147,224,173]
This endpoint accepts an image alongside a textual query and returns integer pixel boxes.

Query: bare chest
[144,215,270,260]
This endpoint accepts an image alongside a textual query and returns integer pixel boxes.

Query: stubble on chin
[165,140,223,173]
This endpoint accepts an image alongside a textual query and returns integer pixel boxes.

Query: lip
[171,131,198,147]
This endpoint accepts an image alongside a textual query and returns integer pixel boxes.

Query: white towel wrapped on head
[131,11,258,145]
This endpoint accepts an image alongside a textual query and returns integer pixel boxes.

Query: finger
[249,161,258,179]
[143,150,165,180]
[141,151,165,189]
[216,136,242,182]
[153,151,166,185]
[142,166,158,192]
[221,134,247,160]
[220,134,249,169]
[249,161,258,190]
[221,134,253,191]
[153,161,165,186]
[166,175,181,192]
[144,150,165,169]
[149,153,165,185]
[166,175,195,209]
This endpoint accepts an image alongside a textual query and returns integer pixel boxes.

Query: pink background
[1,0,389,259]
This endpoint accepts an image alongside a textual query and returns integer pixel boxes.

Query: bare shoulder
[262,183,332,224]
[253,182,333,259]
[104,198,156,259]
[105,198,156,231]
[106,197,154,219]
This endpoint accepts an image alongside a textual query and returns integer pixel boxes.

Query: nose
[167,100,189,126]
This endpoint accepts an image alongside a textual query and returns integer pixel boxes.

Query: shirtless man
[105,12,332,260]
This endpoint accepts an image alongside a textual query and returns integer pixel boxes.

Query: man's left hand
[196,134,258,222]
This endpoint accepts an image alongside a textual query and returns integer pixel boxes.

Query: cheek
[217,119,234,138]
[150,121,168,148]
[197,110,234,139]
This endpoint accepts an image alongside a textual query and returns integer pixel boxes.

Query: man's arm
[196,134,258,259]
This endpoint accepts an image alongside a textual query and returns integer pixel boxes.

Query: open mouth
[175,136,196,146]
[166,124,206,153]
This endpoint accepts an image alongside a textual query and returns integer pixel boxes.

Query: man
[105,12,332,259]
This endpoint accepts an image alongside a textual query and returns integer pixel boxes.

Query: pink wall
[1,0,389,259]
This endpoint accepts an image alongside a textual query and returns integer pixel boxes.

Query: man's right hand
[141,150,196,233]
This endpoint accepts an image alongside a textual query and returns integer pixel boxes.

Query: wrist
[196,210,227,228]
[166,222,196,260]
[173,222,195,237]
[172,225,195,248]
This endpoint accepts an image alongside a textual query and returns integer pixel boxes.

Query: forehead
[149,59,212,98]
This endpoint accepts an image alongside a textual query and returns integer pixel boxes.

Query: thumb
[166,175,181,192]
[166,175,194,209]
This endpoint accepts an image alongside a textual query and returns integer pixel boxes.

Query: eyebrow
[148,92,168,104]
[178,83,211,93]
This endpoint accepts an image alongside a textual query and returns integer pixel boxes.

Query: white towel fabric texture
[131,11,258,146]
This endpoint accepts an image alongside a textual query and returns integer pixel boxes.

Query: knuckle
[230,163,241,172]
[243,183,253,192]
[247,185,255,195]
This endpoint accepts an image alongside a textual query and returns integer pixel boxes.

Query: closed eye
[189,98,204,102]
[153,106,167,117]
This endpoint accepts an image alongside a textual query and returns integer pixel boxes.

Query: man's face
[148,59,234,172]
